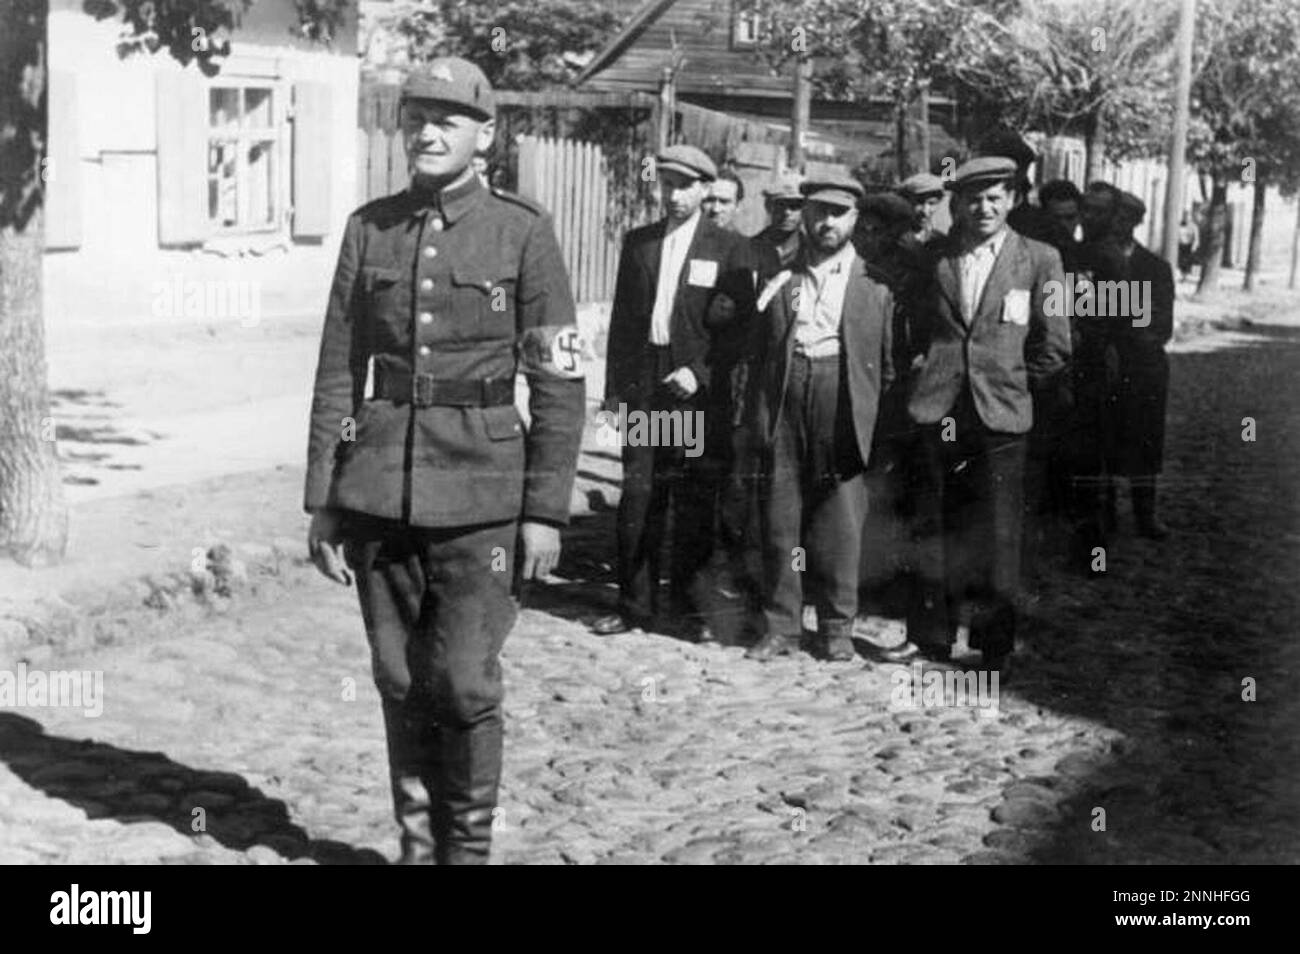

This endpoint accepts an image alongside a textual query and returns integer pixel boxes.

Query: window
[207,84,281,232]
[733,6,762,48]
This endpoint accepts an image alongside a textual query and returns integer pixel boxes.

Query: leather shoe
[823,633,856,661]
[590,613,647,636]
[880,640,950,663]
[745,632,801,661]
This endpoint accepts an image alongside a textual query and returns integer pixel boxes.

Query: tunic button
[418,345,431,357]
[419,312,433,325]
[431,218,444,231]
[420,278,434,291]
[423,246,437,258]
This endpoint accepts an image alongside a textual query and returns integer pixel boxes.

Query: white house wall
[44,7,359,347]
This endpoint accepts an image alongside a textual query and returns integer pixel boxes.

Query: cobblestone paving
[1,328,1296,864]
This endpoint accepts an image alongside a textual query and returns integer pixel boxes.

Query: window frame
[731,5,763,50]
[204,77,290,238]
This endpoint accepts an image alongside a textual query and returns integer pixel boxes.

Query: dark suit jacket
[604,215,753,406]
[747,251,896,468]
[907,228,1070,435]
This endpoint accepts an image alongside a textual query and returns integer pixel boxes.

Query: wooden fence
[516,135,619,303]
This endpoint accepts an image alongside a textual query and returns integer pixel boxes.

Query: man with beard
[744,173,896,662]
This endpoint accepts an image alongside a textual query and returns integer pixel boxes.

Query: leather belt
[374,368,514,408]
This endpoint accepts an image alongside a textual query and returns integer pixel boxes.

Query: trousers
[761,352,869,639]
[344,512,517,865]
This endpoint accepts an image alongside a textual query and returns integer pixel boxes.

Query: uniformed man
[304,57,585,865]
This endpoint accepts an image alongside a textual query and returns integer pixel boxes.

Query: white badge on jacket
[1001,288,1031,325]
[687,258,719,288]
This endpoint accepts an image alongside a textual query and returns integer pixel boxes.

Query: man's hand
[308,508,352,586]
[662,366,699,400]
[519,520,561,580]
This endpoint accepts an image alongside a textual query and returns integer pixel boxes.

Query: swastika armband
[518,324,587,379]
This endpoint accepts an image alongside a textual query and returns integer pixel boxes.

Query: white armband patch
[519,324,588,379]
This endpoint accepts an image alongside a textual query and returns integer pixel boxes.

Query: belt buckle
[413,373,436,408]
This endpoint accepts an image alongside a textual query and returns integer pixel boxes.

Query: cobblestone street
[1,325,1297,864]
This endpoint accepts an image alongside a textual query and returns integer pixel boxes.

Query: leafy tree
[0,0,340,565]
[1188,0,1300,293]
[392,0,620,90]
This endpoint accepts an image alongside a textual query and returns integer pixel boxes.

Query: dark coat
[746,250,896,469]
[304,176,585,528]
[907,229,1071,435]
[604,215,754,407]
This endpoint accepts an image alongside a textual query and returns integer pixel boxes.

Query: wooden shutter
[155,70,211,245]
[292,81,333,238]
[45,69,82,250]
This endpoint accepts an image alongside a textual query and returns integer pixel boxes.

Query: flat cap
[656,144,717,181]
[763,171,805,200]
[861,191,915,225]
[1116,190,1147,220]
[950,156,1018,192]
[978,128,1037,168]
[900,172,945,199]
[800,172,865,209]
[401,57,495,120]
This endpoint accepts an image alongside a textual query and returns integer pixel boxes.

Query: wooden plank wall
[516,134,617,302]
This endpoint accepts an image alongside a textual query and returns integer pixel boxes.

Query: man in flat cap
[703,170,745,232]
[305,56,585,864]
[1073,189,1175,548]
[892,156,1070,676]
[744,173,896,662]
[751,172,806,275]
[899,172,948,248]
[979,128,1054,244]
[595,144,754,640]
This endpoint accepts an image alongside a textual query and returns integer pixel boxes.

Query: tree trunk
[0,0,68,565]
[790,55,811,172]
[1289,196,1300,291]
[895,94,909,181]
[1243,177,1266,291]
[1084,108,1107,184]
[1196,172,1229,295]
[918,82,931,174]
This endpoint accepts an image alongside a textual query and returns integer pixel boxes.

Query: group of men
[302,56,1173,864]
[591,139,1175,677]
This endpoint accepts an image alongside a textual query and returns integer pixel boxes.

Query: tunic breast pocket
[450,267,515,339]
[361,266,407,330]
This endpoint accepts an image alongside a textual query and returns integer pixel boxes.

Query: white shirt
[958,226,1008,322]
[649,211,702,345]
[793,242,856,358]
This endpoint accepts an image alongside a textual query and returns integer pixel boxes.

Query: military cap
[1116,190,1147,220]
[899,172,946,199]
[763,171,805,200]
[656,144,717,181]
[401,57,495,120]
[800,172,865,209]
[950,156,1018,193]
[861,191,914,226]
[977,128,1037,169]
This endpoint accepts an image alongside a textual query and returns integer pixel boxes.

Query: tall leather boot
[434,718,503,865]
[380,698,440,865]
[1131,477,1169,539]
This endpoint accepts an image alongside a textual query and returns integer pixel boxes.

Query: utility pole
[791,54,812,171]
[1162,0,1195,268]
